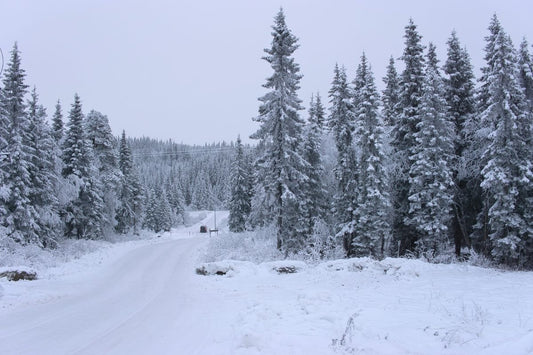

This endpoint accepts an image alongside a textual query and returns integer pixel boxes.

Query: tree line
[0,43,238,249]
[228,10,533,268]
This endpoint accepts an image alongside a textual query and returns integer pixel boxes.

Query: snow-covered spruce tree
[443,31,476,256]
[382,56,401,127]
[518,38,533,117]
[250,9,309,253]
[467,15,505,255]
[351,53,391,258]
[390,19,426,256]
[143,188,159,232]
[27,88,61,247]
[300,94,327,238]
[228,136,252,232]
[52,100,64,143]
[327,64,358,255]
[156,188,172,232]
[476,21,533,266]
[0,43,40,245]
[406,43,455,257]
[116,130,144,234]
[61,94,105,239]
[85,110,122,233]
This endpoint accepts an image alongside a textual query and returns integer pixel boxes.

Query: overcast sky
[1,0,531,145]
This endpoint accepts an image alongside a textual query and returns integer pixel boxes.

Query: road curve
[0,235,236,355]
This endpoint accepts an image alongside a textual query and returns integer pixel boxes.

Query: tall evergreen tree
[116,130,143,234]
[327,64,358,254]
[228,136,252,232]
[27,88,61,247]
[143,188,159,232]
[406,43,455,256]
[156,188,172,232]
[477,21,532,265]
[443,30,476,256]
[390,19,426,255]
[382,56,401,126]
[0,43,40,245]
[301,93,327,238]
[351,53,391,257]
[52,100,64,143]
[61,94,104,239]
[85,110,121,233]
[250,9,308,253]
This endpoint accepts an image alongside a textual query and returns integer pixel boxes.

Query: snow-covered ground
[1,211,532,354]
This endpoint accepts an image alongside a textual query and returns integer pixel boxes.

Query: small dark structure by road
[200,225,208,233]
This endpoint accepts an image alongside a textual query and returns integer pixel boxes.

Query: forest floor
[1,211,533,354]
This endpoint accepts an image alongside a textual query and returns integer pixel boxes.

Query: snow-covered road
[0,212,242,355]
[1,211,533,355]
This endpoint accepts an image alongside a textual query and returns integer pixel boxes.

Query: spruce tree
[406,43,455,257]
[301,94,327,238]
[157,188,172,232]
[250,9,308,253]
[61,94,104,239]
[477,21,532,265]
[116,130,143,234]
[327,64,358,255]
[352,53,391,257]
[27,88,61,247]
[382,56,401,126]
[443,31,476,256]
[390,19,426,255]
[52,100,64,143]
[228,136,252,232]
[0,43,40,245]
[85,110,121,233]
[143,188,159,232]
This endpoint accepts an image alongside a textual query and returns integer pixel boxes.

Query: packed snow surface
[1,211,532,354]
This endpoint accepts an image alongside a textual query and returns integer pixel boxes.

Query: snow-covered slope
[1,213,532,355]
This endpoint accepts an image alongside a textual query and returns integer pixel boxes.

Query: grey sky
[1,0,531,145]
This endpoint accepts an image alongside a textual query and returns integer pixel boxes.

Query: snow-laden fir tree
[351,53,391,258]
[300,94,327,238]
[61,94,105,239]
[116,130,143,234]
[382,56,401,126]
[143,188,159,232]
[52,100,64,143]
[466,15,506,255]
[27,88,61,247]
[228,136,252,232]
[0,43,40,245]
[390,19,426,255]
[406,43,455,257]
[517,38,533,117]
[443,30,476,256]
[250,9,309,253]
[327,64,358,255]
[476,21,533,266]
[156,188,172,232]
[85,110,121,233]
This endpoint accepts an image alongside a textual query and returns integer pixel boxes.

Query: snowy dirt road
[0,212,244,355]
[1,211,533,355]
